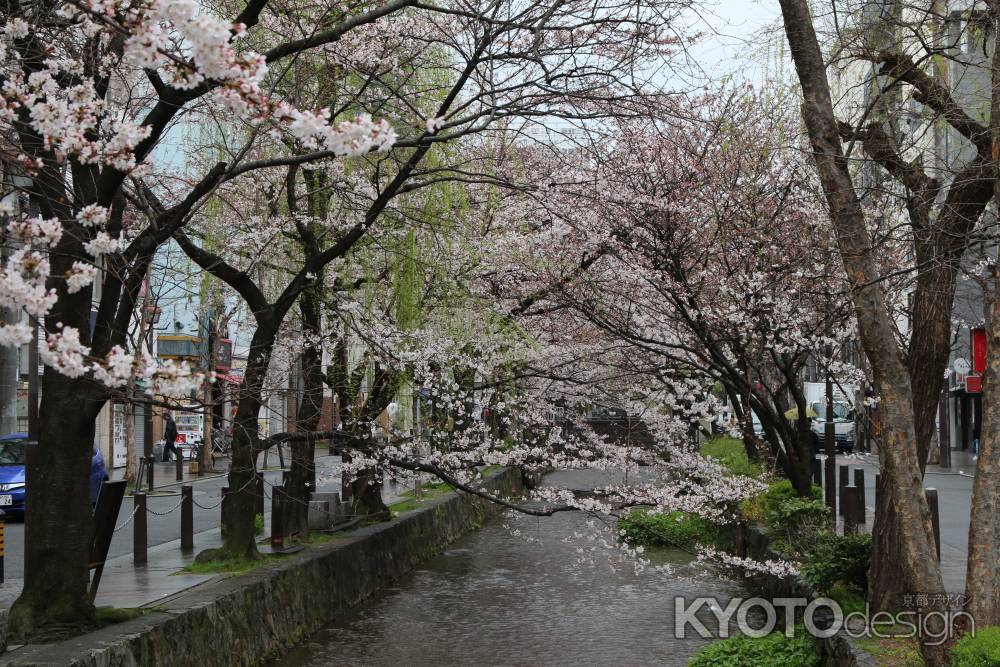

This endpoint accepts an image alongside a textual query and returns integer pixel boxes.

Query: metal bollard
[255,472,265,518]
[341,451,353,502]
[176,451,184,482]
[926,488,941,561]
[0,509,6,583]
[939,393,951,469]
[838,465,849,517]
[824,455,836,517]
[810,460,822,486]
[843,486,861,534]
[853,468,866,524]
[271,487,284,549]
[146,457,155,492]
[181,485,193,551]
[133,493,147,565]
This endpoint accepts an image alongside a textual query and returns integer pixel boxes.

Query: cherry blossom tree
[475,92,857,495]
[0,0,450,636]
[150,0,704,565]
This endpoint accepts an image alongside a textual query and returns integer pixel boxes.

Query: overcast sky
[687,1,786,85]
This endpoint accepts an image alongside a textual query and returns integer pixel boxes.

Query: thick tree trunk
[967,280,1000,624]
[9,165,108,636]
[284,277,324,539]
[869,478,911,610]
[199,321,277,561]
[215,411,260,561]
[965,28,1000,623]
[202,378,215,474]
[124,400,137,483]
[778,2,949,662]
[350,463,389,520]
[9,374,102,638]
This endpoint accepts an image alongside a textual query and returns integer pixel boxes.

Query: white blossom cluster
[697,547,800,579]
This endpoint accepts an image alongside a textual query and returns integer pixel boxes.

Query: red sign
[972,328,988,375]
[966,375,983,394]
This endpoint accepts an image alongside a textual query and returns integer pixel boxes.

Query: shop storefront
[948,327,985,452]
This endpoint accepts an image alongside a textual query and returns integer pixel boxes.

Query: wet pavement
[0,454,405,610]
[822,449,975,593]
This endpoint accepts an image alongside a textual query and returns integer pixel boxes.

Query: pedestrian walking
[163,413,180,462]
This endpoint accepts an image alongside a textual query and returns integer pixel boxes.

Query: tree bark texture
[777,1,949,662]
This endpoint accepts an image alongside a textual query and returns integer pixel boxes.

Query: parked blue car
[0,432,110,517]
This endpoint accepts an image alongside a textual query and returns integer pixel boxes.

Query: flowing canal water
[277,471,745,666]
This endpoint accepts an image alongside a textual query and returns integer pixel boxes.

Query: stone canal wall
[3,468,524,667]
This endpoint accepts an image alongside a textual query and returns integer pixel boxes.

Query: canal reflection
[278,471,745,666]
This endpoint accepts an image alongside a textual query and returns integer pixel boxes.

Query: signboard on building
[216,338,233,370]
[972,328,988,375]
[112,404,127,468]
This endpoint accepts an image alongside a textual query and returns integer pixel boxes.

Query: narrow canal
[278,471,745,666]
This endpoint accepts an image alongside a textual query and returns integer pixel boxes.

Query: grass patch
[617,509,719,550]
[827,582,866,616]
[951,626,1000,666]
[388,480,455,515]
[180,554,281,576]
[854,634,924,666]
[690,630,819,666]
[306,531,342,545]
[701,436,762,478]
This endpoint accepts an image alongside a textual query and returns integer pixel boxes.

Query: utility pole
[200,311,216,474]
[0,302,18,434]
[0,187,22,434]
[27,321,38,440]
[825,351,837,520]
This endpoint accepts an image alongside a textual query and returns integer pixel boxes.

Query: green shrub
[825,582,866,617]
[764,479,823,510]
[690,631,819,666]
[799,532,871,595]
[952,627,1000,666]
[701,437,761,478]
[766,497,830,556]
[254,513,264,536]
[743,479,822,524]
[617,509,719,550]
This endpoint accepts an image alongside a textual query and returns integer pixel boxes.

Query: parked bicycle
[212,427,232,454]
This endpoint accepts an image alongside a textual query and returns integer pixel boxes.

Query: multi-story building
[829,0,996,454]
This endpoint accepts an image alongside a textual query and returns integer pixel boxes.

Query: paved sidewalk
[110,459,228,490]
[821,448,975,594]
[0,454,407,612]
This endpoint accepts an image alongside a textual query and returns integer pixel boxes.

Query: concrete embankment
[2,468,523,667]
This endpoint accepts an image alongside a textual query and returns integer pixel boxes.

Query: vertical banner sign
[972,327,988,375]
